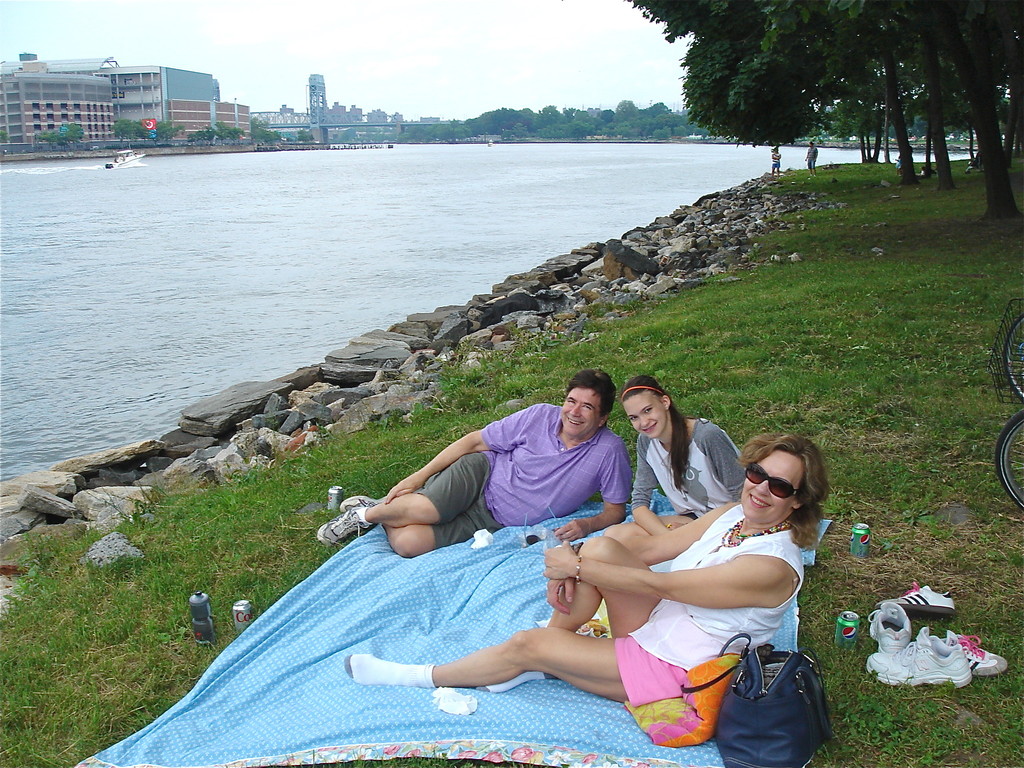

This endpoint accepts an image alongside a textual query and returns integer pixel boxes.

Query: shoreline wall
[0,174,846,568]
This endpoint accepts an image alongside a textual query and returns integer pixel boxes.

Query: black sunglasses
[745,463,800,499]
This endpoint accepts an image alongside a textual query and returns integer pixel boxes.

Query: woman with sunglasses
[606,375,745,544]
[346,434,829,709]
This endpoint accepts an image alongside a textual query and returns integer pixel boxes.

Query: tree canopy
[396,102,707,143]
[629,0,1021,218]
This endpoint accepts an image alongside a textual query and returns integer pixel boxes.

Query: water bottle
[189,591,216,645]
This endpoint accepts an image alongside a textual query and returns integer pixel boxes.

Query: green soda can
[850,523,871,558]
[834,610,860,649]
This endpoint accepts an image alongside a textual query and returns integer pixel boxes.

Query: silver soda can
[232,599,254,632]
[189,591,216,645]
[328,486,345,511]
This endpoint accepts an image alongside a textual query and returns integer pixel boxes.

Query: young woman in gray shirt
[606,375,745,544]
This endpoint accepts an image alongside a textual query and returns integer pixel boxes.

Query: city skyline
[1,0,689,121]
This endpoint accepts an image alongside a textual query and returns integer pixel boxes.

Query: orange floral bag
[624,634,749,748]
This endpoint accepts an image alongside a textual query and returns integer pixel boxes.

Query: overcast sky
[1,0,688,119]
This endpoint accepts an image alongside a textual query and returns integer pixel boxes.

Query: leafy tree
[926,0,1020,217]
[155,121,181,141]
[113,119,146,140]
[295,129,314,142]
[61,123,85,142]
[615,100,641,121]
[214,122,245,141]
[628,0,1019,218]
[35,125,83,146]
[188,127,217,143]
[628,1,834,144]
[250,118,282,144]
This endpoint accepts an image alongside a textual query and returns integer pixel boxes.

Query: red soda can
[232,599,254,632]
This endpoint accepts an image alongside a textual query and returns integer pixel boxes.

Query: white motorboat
[105,149,145,169]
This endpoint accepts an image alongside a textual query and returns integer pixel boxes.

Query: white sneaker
[876,581,955,618]
[340,495,381,513]
[957,634,1008,677]
[316,499,377,545]
[868,601,912,654]
[866,627,972,687]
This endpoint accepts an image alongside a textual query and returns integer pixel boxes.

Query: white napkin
[469,529,493,549]
[432,687,478,715]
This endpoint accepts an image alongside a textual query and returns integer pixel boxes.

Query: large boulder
[73,486,151,531]
[432,311,472,348]
[601,239,660,280]
[79,532,144,567]
[388,305,466,339]
[0,470,82,499]
[327,388,435,434]
[319,361,381,386]
[158,429,219,460]
[179,380,295,437]
[50,440,164,475]
[17,486,81,520]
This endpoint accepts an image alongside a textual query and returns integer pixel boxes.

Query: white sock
[345,654,435,688]
[354,506,371,523]
[480,670,550,693]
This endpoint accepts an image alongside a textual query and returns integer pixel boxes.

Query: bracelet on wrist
[574,555,582,584]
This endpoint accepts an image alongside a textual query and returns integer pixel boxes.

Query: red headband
[621,385,665,398]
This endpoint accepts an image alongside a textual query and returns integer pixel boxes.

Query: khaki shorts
[418,452,501,548]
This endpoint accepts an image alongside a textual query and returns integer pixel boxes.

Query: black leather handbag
[715,642,833,768]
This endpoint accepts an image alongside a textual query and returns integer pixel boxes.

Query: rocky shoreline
[0,174,845,605]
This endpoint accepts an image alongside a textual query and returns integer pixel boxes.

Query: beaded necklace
[721,518,792,548]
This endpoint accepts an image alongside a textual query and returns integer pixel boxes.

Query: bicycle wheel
[995,409,1024,510]
[1003,313,1024,402]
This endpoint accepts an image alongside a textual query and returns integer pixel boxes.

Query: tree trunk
[881,49,919,185]
[993,0,1023,159]
[922,127,934,178]
[872,110,883,162]
[933,1,1020,218]
[883,100,891,164]
[1005,94,1021,159]
[920,19,955,190]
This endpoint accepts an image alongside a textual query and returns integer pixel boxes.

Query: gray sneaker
[317,500,376,545]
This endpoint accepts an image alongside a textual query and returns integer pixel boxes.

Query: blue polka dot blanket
[76,500,828,768]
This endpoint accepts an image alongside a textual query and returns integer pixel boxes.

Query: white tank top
[629,504,803,668]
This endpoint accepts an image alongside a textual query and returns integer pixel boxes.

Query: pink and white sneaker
[957,635,1008,677]
[875,581,955,618]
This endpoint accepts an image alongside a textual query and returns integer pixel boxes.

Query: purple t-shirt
[480,403,631,526]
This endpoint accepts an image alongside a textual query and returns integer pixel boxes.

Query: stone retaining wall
[0,174,846,604]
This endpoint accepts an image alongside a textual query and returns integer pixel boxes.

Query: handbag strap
[679,662,737,693]
[719,632,752,656]
[678,633,751,694]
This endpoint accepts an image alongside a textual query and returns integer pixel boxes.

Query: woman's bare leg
[546,537,660,638]
[432,627,627,701]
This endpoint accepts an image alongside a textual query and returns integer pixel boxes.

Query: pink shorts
[614,635,691,707]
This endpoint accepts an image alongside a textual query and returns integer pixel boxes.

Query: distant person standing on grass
[806,141,818,175]
[771,147,782,177]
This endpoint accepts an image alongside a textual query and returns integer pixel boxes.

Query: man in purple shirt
[317,369,632,557]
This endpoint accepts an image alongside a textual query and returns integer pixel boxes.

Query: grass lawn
[1,161,1021,768]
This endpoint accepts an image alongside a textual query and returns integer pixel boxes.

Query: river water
[0,142,861,480]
